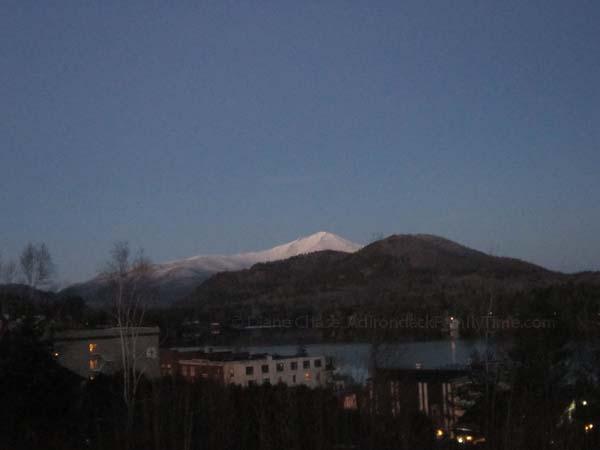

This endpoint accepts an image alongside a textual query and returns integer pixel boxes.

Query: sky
[1,0,599,284]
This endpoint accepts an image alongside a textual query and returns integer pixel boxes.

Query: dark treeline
[0,319,434,450]
[4,316,600,450]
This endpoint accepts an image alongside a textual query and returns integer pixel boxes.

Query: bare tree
[2,260,17,284]
[20,244,35,286]
[103,241,154,439]
[19,242,55,288]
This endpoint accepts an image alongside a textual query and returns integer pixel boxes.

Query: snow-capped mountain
[62,232,362,305]
[156,231,361,276]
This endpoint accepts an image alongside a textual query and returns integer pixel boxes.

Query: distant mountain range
[60,232,600,310]
[61,232,362,305]
[186,233,573,313]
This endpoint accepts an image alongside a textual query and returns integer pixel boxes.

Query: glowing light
[582,400,588,406]
[457,437,464,444]
[88,343,97,353]
[585,423,594,432]
[436,429,444,438]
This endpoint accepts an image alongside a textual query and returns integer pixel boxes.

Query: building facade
[176,352,329,388]
[53,327,161,379]
[370,368,469,433]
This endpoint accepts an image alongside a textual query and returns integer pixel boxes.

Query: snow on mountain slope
[63,232,362,304]
[236,231,363,263]
[154,231,361,277]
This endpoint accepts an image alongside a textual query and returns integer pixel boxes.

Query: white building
[179,353,329,388]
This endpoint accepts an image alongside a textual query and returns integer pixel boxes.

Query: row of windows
[245,359,322,376]
[249,372,321,386]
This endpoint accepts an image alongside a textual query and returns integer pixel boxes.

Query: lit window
[88,343,97,353]
[89,359,99,370]
[304,371,312,381]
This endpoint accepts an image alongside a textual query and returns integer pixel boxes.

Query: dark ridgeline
[188,233,565,309]
[178,234,600,342]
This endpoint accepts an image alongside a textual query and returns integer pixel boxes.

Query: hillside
[61,231,362,306]
[187,234,565,315]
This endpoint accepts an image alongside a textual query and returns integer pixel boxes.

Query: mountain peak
[62,231,363,305]
[241,231,362,262]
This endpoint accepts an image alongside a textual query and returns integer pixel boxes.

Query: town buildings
[52,326,161,379]
[162,348,330,387]
[370,367,470,433]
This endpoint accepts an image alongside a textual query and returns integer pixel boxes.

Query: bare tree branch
[103,241,155,444]
[2,260,17,284]
[19,242,55,288]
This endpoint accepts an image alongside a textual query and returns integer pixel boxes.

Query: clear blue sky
[1,0,599,284]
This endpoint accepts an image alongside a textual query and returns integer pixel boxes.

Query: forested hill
[184,234,572,316]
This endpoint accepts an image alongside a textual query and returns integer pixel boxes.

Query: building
[174,351,330,387]
[53,327,160,379]
[160,348,210,377]
[370,368,470,433]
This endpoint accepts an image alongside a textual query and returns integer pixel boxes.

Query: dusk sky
[1,0,599,284]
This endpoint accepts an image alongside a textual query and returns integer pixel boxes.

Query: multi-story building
[176,352,330,388]
[52,327,161,379]
[369,367,469,433]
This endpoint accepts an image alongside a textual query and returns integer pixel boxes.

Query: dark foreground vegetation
[3,271,600,450]
[0,319,432,450]
[3,316,600,450]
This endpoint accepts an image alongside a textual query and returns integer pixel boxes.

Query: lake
[174,338,500,384]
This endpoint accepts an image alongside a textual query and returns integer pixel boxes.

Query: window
[246,366,254,376]
[304,371,312,381]
[229,369,235,378]
[190,366,196,377]
[303,360,310,369]
[314,359,322,368]
[248,380,256,386]
[263,377,270,385]
[261,364,269,374]
[88,343,97,353]
[292,375,296,384]
[89,359,99,370]
[182,366,188,376]
[291,361,298,370]
[276,362,284,372]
